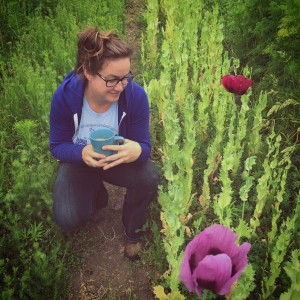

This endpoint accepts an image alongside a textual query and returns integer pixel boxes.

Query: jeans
[52,159,159,241]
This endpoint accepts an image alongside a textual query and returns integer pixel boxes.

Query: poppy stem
[235,95,242,106]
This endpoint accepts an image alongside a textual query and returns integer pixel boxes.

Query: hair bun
[75,27,132,77]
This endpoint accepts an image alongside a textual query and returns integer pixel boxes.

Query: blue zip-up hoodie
[50,71,151,164]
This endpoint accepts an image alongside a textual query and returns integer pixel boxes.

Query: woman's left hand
[101,139,142,170]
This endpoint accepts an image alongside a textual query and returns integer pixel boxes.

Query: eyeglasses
[96,71,134,87]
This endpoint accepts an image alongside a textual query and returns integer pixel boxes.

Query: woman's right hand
[82,144,108,168]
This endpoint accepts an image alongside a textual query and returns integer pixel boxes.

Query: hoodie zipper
[118,111,127,134]
[72,113,79,138]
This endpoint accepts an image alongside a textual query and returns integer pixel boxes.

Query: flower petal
[201,225,251,295]
[221,75,236,93]
[192,254,232,297]
[179,224,237,291]
[179,224,251,296]
[235,75,253,95]
[179,232,212,292]
[199,224,239,256]
[218,242,251,295]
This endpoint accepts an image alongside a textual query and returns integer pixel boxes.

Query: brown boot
[124,241,141,260]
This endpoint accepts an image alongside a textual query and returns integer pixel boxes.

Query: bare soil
[67,183,155,299]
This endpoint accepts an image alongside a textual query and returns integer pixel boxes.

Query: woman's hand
[101,139,142,170]
[82,144,107,168]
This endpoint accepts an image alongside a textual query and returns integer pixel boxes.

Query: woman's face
[85,57,131,105]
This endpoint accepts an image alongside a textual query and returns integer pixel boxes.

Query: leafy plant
[142,1,299,299]
[279,249,300,300]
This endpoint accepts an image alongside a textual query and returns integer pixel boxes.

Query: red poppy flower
[221,75,253,95]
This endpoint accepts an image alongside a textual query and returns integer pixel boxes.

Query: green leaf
[231,264,255,300]
[235,219,252,239]
[245,156,256,172]
[239,177,254,202]
[279,290,300,300]
[153,285,168,300]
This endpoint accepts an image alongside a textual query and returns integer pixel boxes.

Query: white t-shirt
[73,96,118,145]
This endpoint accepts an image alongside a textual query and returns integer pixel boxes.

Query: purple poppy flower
[179,224,251,298]
[221,75,253,95]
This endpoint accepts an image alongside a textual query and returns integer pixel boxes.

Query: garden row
[141,0,300,299]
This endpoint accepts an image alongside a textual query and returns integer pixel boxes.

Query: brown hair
[75,27,132,78]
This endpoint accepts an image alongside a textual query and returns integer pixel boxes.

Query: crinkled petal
[179,224,236,291]
[221,75,235,93]
[192,254,232,297]
[235,75,253,95]
[218,242,251,295]
[179,224,251,295]
[179,232,212,292]
[200,224,239,257]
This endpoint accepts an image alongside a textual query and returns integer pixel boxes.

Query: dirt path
[67,184,155,299]
[124,0,143,73]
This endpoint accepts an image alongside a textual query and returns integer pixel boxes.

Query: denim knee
[53,202,87,232]
[144,162,160,190]
[148,166,160,191]
[52,163,97,232]
[134,161,160,192]
[138,160,160,191]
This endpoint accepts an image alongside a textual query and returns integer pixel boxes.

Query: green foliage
[262,193,300,298]
[220,0,300,141]
[0,0,60,56]
[250,131,282,232]
[142,1,299,299]
[1,59,57,127]
[279,249,300,300]
[0,0,127,298]
[230,264,256,300]
[61,0,125,32]
[0,119,68,298]
[247,91,268,155]
[141,0,159,70]
[18,10,77,76]
[144,0,203,294]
